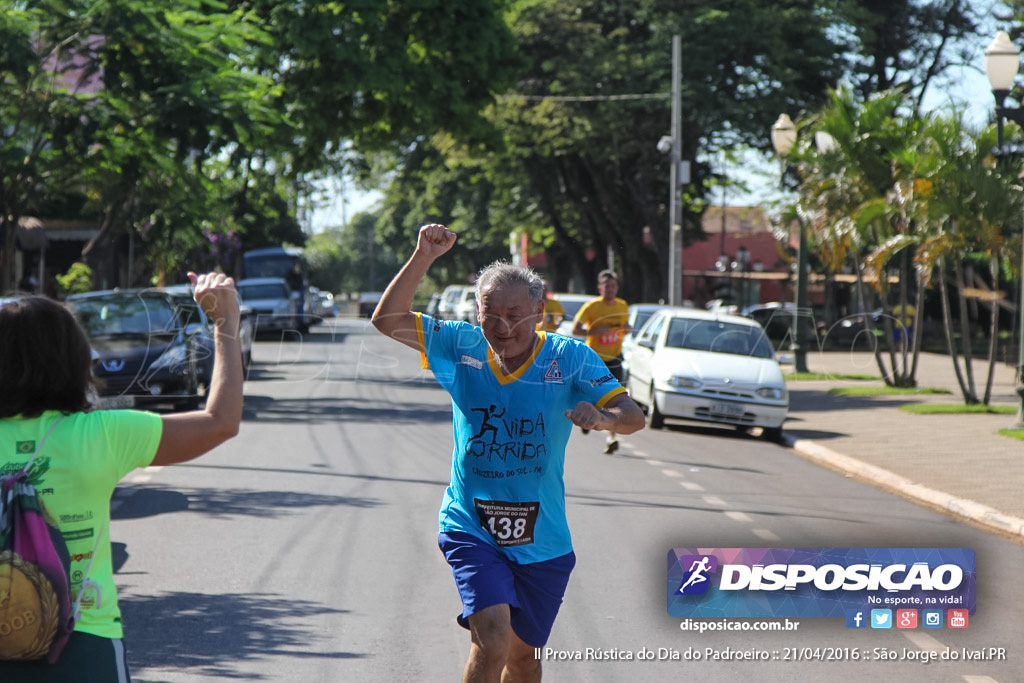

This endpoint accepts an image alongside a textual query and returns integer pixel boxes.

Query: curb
[782,434,1024,539]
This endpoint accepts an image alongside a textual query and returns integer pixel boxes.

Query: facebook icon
[845,609,867,629]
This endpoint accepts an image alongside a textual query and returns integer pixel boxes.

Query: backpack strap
[72,526,105,621]
[17,414,105,621]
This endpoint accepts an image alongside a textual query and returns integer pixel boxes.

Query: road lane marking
[962,677,999,683]
[724,511,753,523]
[903,631,945,652]
[752,528,781,541]
[661,469,683,477]
[702,495,727,507]
[679,481,704,492]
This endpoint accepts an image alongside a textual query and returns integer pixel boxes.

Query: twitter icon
[871,609,892,629]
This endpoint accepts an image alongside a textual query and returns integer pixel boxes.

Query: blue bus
[242,246,313,333]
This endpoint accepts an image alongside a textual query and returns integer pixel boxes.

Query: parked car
[820,308,884,350]
[424,292,441,317]
[357,291,383,318]
[453,286,478,324]
[160,284,254,375]
[552,293,595,340]
[236,277,298,335]
[66,289,208,410]
[625,307,788,440]
[621,303,684,371]
[742,302,822,352]
[437,284,468,320]
[317,290,339,318]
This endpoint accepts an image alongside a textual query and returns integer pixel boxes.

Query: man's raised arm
[372,223,457,350]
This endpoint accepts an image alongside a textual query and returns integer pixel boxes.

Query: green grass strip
[899,404,1016,415]
[785,372,880,381]
[827,386,952,397]
[998,428,1024,441]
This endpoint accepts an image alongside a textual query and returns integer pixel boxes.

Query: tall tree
[375,0,849,301]
[837,0,984,106]
[0,0,522,289]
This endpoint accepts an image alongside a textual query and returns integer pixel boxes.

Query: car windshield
[665,318,775,359]
[71,295,177,336]
[239,283,288,300]
[559,299,587,320]
[168,295,206,327]
[632,310,657,337]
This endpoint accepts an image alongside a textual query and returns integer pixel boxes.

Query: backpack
[0,416,80,663]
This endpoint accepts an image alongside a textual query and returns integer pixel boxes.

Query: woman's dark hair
[0,295,94,417]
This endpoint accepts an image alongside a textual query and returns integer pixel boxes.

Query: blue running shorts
[439,531,576,648]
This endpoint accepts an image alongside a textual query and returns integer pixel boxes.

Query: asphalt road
[110,318,1023,683]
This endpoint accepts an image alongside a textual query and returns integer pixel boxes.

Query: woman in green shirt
[0,272,244,683]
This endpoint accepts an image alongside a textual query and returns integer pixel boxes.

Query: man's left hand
[565,402,608,431]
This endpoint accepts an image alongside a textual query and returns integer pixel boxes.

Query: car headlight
[149,344,188,372]
[667,376,702,390]
[756,386,787,400]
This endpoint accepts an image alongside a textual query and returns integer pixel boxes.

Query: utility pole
[667,35,685,306]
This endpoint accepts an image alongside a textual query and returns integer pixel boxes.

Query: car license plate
[708,401,743,418]
[99,395,135,409]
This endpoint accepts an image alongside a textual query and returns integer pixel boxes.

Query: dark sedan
[67,289,206,410]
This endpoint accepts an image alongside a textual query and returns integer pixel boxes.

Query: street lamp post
[771,114,809,373]
[985,30,1024,428]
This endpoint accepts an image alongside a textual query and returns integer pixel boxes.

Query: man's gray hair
[475,261,544,305]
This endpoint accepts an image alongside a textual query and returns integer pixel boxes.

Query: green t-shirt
[1,409,163,639]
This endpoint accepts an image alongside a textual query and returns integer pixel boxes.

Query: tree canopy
[0,0,520,288]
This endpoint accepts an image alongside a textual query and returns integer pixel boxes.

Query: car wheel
[761,426,783,442]
[647,385,665,430]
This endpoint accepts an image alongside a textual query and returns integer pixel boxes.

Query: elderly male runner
[373,224,645,683]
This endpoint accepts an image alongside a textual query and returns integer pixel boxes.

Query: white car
[625,307,788,440]
[453,286,478,324]
[552,293,595,340]
[437,284,468,320]
[620,303,679,369]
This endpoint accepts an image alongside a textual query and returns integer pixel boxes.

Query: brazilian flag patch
[16,440,36,454]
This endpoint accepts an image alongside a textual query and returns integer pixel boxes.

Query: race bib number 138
[473,499,539,547]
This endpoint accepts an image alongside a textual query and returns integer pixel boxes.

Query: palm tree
[788,87,923,387]
[918,114,1024,403]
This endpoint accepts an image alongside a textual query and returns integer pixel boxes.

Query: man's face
[598,277,619,301]
[477,283,543,361]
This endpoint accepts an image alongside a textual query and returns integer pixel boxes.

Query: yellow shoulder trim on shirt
[488,332,547,385]
[595,385,627,410]
[414,312,430,369]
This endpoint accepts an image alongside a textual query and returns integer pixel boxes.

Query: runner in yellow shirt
[572,270,631,453]
[537,281,564,332]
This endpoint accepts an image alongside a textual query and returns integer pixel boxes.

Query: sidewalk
[780,350,1024,540]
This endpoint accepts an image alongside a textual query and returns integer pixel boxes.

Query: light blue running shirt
[416,314,625,564]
